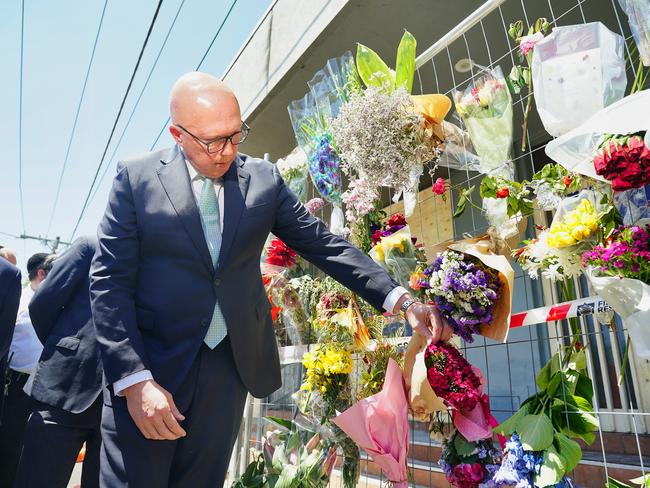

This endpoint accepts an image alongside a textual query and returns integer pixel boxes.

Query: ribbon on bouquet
[509,295,611,328]
[453,394,506,449]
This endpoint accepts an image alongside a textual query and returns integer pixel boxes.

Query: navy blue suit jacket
[90,146,398,399]
[29,236,102,413]
[0,258,21,371]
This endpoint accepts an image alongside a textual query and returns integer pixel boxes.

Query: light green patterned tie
[198,177,227,348]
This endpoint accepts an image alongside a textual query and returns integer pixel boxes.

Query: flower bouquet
[583,224,650,357]
[531,22,627,137]
[233,419,337,488]
[454,66,513,178]
[593,132,650,191]
[369,225,420,291]
[421,238,514,343]
[618,0,650,66]
[276,147,309,201]
[438,430,502,488]
[332,359,409,488]
[546,89,650,183]
[402,334,446,421]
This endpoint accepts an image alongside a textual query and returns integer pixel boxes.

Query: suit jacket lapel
[157,146,214,275]
[219,156,250,268]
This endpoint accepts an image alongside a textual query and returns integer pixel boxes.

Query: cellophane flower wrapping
[618,0,650,66]
[583,224,650,357]
[615,183,650,224]
[453,66,513,178]
[532,22,627,137]
[276,147,309,201]
[368,226,419,290]
[545,88,650,182]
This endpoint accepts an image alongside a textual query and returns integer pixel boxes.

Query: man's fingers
[136,419,161,440]
[168,397,185,422]
[416,323,433,340]
[162,410,186,438]
[151,414,179,440]
[441,323,454,342]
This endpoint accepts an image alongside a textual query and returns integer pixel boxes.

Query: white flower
[276,147,308,182]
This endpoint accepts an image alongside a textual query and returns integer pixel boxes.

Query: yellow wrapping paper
[411,94,452,141]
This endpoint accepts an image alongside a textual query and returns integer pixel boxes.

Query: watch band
[399,298,416,314]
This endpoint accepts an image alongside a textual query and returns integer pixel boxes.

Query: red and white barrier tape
[278,296,612,364]
[509,296,611,328]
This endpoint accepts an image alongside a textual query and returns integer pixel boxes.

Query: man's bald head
[0,247,17,266]
[167,72,244,178]
[169,72,238,124]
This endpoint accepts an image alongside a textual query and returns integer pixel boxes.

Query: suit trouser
[100,337,248,488]
[0,370,32,488]
[14,395,102,488]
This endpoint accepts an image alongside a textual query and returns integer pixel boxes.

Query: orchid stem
[520,84,533,152]
[618,336,631,387]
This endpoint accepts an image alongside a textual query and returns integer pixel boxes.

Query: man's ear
[169,125,182,145]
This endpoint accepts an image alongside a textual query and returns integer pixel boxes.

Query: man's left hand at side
[393,293,453,343]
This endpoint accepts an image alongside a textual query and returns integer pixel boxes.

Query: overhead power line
[86,0,188,208]
[149,0,239,151]
[45,0,110,239]
[18,0,26,234]
[69,0,165,241]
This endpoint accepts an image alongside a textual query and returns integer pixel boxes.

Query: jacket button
[202,319,209,327]
[214,278,221,286]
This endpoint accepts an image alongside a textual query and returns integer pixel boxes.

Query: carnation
[266,238,298,268]
[593,132,650,192]
[330,86,434,192]
[424,341,482,411]
[305,197,325,214]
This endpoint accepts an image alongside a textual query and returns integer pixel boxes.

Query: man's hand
[123,379,186,440]
[394,293,453,343]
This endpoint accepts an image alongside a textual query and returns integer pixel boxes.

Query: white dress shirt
[9,285,43,374]
[113,154,407,395]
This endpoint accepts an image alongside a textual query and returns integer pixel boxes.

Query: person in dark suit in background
[0,251,22,415]
[0,253,53,488]
[15,236,101,488]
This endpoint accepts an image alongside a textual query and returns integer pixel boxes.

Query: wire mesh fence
[229,0,650,486]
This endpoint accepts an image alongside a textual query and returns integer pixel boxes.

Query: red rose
[371,230,382,245]
[387,213,407,228]
[495,187,510,198]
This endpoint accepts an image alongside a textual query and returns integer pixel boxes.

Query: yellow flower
[547,199,599,248]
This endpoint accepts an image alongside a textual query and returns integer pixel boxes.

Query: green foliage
[356,30,417,94]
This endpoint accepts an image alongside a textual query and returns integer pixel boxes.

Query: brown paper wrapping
[403,334,446,420]
[428,235,515,343]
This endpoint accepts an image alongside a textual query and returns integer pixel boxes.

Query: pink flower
[305,198,325,214]
[432,177,446,195]
[519,32,545,56]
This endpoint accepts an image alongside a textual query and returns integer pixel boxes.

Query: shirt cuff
[114,370,154,397]
[383,286,409,313]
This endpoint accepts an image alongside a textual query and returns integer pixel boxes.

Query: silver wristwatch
[399,298,416,314]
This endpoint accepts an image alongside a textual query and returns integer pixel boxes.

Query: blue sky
[0,0,272,273]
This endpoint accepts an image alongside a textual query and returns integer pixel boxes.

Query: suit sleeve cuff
[114,370,153,397]
[383,286,409,313]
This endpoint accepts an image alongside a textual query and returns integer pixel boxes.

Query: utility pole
[19,234,71,252]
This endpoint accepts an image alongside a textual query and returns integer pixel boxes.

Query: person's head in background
[26,253,55,289]
[0,246,18,266]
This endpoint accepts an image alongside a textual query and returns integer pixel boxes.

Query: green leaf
[495,403,530,435]
[630,474,650,487]
[356,43,394,91]
[607,477,634,488]
[549,353,562,377]
[276,465,298,488]
[546,373,561,397]
[509,20,524,40]
[395,30,416,93]
[518,414,555,451]
[575,373,594,402]
[265,416,294,432]
[552,370,579,400]
[536,445,565,487]
[569,349,587,371]
[454,432,477,456]
[554,432,582,472]
[536,359,553,389]
[552,399,599,440]
[453,195,467,218]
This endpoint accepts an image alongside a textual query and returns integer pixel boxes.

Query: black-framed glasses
[176,122,250,154]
